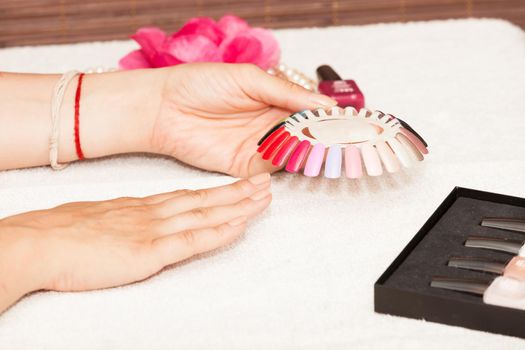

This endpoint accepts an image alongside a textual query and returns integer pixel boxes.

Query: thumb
[243,65,337,111]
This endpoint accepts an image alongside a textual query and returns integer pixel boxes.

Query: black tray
[374,187,525,339]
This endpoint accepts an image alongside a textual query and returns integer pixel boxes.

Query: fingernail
[309,94,337,108]
[228,216,248,226]
[248,173,271,185]
[250,189,270,201]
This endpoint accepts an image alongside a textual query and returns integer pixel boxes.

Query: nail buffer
[481,218,525,234]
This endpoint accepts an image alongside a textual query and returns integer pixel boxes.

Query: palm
[149,63,335,177]
[152,64,289,177]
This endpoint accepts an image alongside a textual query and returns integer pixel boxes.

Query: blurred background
[1,0,524,47]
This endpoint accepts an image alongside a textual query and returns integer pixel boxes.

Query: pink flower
[119,15,280,70]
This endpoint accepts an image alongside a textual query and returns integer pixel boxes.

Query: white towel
[1,18,525,349]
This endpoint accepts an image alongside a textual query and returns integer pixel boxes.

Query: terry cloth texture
[0,18,524,349]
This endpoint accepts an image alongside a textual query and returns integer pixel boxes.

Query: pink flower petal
[119,49,151,69]
[120,16,280,69]
[248,28,280,69]
[155,52,183,67]
[218,15,250,39]
[131,27,166,57]
[220,28,280,69]
[221,33,263,65]
[169,34,221,62]
[130,27,181,68]
[172,17,224,45]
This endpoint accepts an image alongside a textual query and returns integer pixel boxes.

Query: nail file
[431,276,525,311]
[481,218,525,234]
[257,107,429,178]
[448,256,525,282]
[464,236,525,257]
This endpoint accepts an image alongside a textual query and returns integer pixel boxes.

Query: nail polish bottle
[316,65,365,110]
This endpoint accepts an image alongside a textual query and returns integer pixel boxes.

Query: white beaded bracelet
[49,70,79,170]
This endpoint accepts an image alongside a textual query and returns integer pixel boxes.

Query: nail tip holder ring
[257,107,429,178]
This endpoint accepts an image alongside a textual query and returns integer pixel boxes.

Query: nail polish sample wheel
[256,107,429,178]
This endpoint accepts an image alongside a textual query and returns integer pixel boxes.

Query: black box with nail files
[374,187,525,339]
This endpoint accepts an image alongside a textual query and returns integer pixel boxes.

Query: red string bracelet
[74,73,85,160]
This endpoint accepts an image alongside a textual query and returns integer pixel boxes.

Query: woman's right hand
[0,173,271,313]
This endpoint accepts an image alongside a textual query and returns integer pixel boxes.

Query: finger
[242,64,337,112]
[228,132,284,178]
[141,189,195,205]
[152,173,271,217]
[155,193,271,235]
[152,218,248,266]
[67,197,145,212]
[246,149,283,178]
[86,192,188,211]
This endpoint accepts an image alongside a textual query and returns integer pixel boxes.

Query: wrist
[59,68,165,160]
[0,69,166,171]
[0,222,44,313]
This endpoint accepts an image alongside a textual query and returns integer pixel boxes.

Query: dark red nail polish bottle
[316,65,365,110]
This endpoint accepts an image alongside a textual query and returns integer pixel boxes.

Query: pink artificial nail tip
[304,143,325,177]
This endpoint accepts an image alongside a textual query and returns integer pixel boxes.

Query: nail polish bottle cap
[316,65,342,81]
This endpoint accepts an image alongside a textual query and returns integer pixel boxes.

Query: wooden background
[1,0,524,47]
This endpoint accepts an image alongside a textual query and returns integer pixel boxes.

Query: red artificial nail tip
[262,131,290,160]
[257,127,285,153]
[272,136,299,167]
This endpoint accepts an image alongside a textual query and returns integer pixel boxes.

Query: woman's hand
[149,63,336,177]
[0,64,335,173]
[0,173,271,314]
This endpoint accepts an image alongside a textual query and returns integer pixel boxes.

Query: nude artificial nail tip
[376,141,400,173]
[400,128,428,155]
[344,145,362,179]
[361,144,383,176]
[397,134,423,162]
[387,138,412,168]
